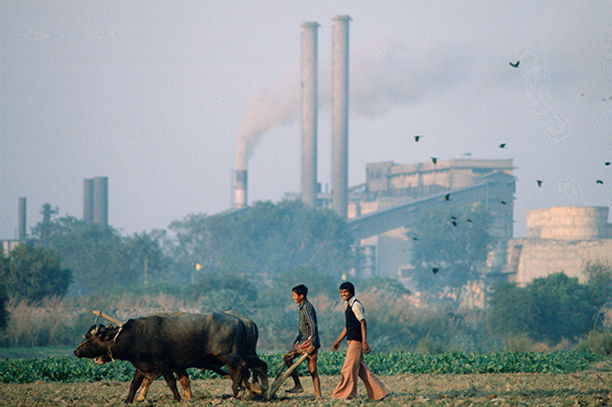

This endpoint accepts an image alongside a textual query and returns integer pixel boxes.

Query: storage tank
[527,206,609,240]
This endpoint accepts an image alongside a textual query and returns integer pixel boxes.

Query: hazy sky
[1,0,610,239]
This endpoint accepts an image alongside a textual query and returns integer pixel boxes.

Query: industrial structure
[505,206,612,285]
[83,176,109,225]
[346,158,515,284]
[300,21,320,207]
[225,17,611,295]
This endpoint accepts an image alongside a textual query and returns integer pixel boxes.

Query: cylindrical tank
[301,21,320,207]
[18,197,27,240]
[331,15,351,218]
[92,176,109,225]
[83,178,94,223]
[527,206,609,240]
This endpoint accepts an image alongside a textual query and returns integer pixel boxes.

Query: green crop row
[0,351,604,383]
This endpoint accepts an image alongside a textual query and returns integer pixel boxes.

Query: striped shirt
[294,298,320,349]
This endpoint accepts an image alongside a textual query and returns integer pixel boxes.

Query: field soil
[1,361,610,406]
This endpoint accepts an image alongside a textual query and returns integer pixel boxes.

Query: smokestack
[233,169,248,209]
[331,15,351,218]
[18,197,26,240]
[301,22,320,207]
[83,178,94,223]
[92,176,108,225]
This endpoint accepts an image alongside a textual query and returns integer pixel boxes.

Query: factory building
[346,158,516,286]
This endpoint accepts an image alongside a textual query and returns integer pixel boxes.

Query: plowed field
[1,362,610,407]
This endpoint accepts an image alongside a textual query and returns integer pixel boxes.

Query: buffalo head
[74,324,119,364]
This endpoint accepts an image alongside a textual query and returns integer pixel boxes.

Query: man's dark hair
[339,281,355,295]
[292,284,308,297]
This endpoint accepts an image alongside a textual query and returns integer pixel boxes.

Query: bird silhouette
[414,135,422,142]
[467,218,473,223]
[444,193,451,201]
[451,220,458,227]
[596,180,604,185]
[536,180,543,187]
[499,143,506,148]
[411,236,419,241]
[605,162,611,166]
[500,200,507,205]
[450,216,458,220]
[432,267,439,274]
[431,157,438,165]
[509,60,520,68]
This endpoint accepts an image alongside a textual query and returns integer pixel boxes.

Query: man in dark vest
[331,281,389,400]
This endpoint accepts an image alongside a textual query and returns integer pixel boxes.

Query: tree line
[0,200,609,350]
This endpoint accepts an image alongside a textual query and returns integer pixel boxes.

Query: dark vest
[345,299,362,341]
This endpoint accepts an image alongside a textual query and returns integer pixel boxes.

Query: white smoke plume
[234,70,300,170]
[348,38,470,116]
[234,38,470,169]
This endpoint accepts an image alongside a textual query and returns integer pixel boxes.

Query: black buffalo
[74,312,268,403]
[134,311,267,401]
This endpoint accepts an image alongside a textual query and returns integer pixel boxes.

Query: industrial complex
[3,16,611,303]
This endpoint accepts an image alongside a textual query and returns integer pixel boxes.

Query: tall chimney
[233,169,248,209]
[331,15,351,218]
[18,197,27,240]
[301,22,320,206]
[83,178,94,223]
[92,176,108,225]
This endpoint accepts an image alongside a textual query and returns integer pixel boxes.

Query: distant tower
[18,197,27,240]
[301,21,320,206]
[40,203,59,240]
[331,15,351,218]
[233,170,248,209]
[92,176,109,225]
[83,178,94,223]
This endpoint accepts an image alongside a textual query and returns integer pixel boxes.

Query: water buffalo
[135,311,267,401]
[74,312,268,403]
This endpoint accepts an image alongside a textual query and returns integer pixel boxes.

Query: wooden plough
[264,351,309,401]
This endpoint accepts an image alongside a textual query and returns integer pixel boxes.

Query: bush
[575,331,612,355]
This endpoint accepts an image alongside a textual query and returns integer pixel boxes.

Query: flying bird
[500,200,507,205]
[413,135,423,142]
[432,267,439,274]
[499,143,506,148]
[536,180,543,187]
[596,180,604,185]
[450,216,458,220]
[451,220,458,227]
[431,157,438,165]
[509,60,520,68]
[467,218,473,223]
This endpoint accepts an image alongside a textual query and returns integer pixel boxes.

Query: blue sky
[1,0,610,238]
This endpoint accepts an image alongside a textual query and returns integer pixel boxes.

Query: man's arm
[332,327,347,351]
[360,319,370,354]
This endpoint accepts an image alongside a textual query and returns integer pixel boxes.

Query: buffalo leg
[136,376,154,402]
[161,369,182,401]
[249,356,269,392]
[175,368,192,401]
[125,370,145,403]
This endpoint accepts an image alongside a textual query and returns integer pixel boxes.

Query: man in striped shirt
[283,284,321,398]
